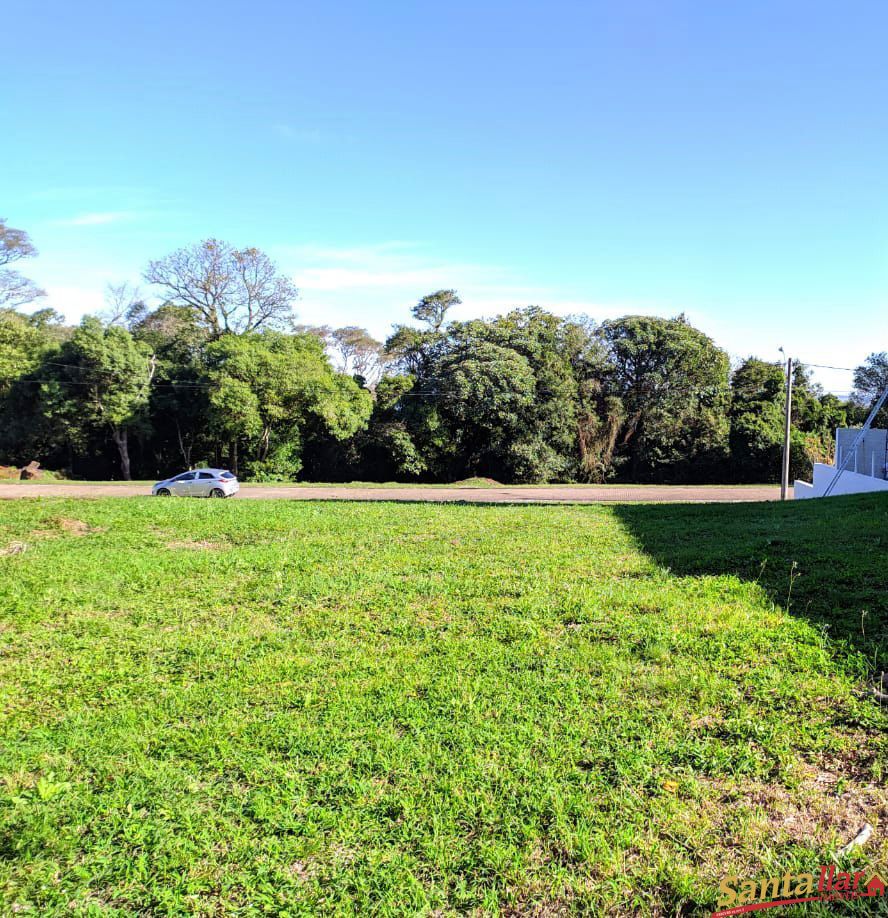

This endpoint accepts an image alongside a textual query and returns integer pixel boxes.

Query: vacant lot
[0,496,885,915]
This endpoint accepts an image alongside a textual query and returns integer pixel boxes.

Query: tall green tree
[203,332,372,478]
[411,289,460,331]
[853,352,888,427]
[384,324,442,377]
[0,307,64,400]
[729,358,794,482]
[729,358,848,482]
[372,307,610,483]
[435,337,537,479]
[56,318,155,479]
[0,308,70,468]
[345,375,429,480]
[598,315,730,481]
[132,304,210,471]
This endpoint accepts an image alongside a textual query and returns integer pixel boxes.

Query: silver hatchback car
[152,468,240,498]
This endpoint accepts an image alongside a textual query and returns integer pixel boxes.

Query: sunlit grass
[0,495,885,915]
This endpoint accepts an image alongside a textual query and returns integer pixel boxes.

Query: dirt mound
[0,461,62,481]
[451,477,501,487]
[32,518,105,539]
[20,461,42,480]
[58,518,91,534]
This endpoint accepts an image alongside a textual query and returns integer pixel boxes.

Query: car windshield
[220,472,236,479]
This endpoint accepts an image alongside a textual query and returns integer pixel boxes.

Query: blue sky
[4,0,887,394]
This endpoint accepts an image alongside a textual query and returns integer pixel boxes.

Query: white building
[794,427,888,498]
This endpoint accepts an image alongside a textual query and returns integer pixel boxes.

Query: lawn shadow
[612,492,888,664]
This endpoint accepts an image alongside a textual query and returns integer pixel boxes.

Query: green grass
[0,495,885,915]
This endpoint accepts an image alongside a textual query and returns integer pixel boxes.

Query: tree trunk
[228,439,239,476]
[111,426,132,480]
[175,420,192,468]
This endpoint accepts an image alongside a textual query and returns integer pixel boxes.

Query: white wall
[794,462,888,499]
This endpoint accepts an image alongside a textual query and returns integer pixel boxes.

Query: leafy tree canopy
[598,315,731,480]
[203,332,372,478]
[854,352,888,427]
[411,289,460,331]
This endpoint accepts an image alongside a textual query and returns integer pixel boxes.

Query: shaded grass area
[0,497,885,915]
[614,494,888,663]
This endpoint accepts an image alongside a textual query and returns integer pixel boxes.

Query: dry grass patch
[57,517,91,534]
[694,754,887,868]
[166,539,228,551]
[30,517,106,539]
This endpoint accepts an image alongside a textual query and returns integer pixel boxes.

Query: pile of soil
[0,462,62,481]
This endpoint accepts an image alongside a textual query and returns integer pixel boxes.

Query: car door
[194,471,216,497]
[169,471,195,495]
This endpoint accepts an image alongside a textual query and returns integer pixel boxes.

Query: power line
[10,378,212,390]
[801,362,857,372]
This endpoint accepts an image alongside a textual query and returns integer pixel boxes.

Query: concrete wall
[795,461,888,499]
[835,428,888,481]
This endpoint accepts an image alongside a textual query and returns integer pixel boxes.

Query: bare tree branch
[144,239,298,336]
[0,271,46,308]
[101,281,146,327]
[0,219,45,308]
[0,218,38,267]
[330,326,387,387]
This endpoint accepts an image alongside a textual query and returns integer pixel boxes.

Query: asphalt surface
[0,483,784,503]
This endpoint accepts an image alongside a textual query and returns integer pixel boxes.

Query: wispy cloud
[272,124,323,143]
[43,284,107,317]
[53,211,135,227]
[274,242,622,337]
[283,242,504,294]
[31,185,151,203]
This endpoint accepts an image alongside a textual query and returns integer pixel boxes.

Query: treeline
[1,221,886,483]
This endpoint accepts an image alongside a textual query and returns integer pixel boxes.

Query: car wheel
[210,488,225,498]
[156,488,171,497]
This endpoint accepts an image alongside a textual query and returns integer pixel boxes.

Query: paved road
[0,483,783,503]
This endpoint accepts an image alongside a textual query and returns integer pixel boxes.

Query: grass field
[0,495,886,915]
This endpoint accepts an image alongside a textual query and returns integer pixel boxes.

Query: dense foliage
[0,221,875,482]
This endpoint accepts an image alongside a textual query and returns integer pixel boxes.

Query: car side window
[172,472,194,482]
[198,472,214,479]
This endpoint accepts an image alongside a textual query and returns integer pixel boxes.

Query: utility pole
[780,353,793,500]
